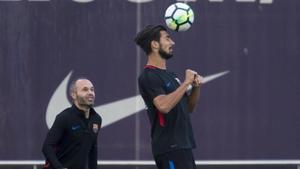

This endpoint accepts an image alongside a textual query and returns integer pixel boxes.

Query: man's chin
[87,103,94,107]
[162,54,173,60]
[81,102,94,108]
[159,49,173,60]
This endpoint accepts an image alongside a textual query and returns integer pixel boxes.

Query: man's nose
[88,89,94,94]
[171,39,175,45]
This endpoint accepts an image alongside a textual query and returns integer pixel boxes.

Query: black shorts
[154,149,197,169]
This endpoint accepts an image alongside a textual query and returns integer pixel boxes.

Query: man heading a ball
[135,25,203,169]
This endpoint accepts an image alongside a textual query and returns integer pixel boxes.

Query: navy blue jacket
[42,105,102,169]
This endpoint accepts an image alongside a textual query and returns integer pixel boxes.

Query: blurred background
[0,0,300,168]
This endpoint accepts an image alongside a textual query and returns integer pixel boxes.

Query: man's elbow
[188,104,196,113]
[153,96,172,113]
[188,108,194,113]
[156,104,171,114]
[42,143,48,155]
[42,142,53,156]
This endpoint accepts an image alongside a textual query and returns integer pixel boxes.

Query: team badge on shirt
[92,123,99,133]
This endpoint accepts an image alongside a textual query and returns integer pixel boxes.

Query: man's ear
[71,92,76,100]
[151,40,160,50]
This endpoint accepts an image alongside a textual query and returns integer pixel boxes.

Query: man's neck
[75,103,90,119]
[147,53,166,69]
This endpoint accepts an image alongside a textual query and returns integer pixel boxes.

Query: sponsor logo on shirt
[166,82,171,88]
[71,125,81,131]
[170,144,178,148]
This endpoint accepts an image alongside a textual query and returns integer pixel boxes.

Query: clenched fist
[184,69,203,87]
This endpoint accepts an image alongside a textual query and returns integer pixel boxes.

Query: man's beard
[159,48,173,60]
[77,96,94,108]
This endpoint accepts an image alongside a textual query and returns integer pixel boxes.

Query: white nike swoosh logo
[202,70,230,83]
[45,70,229,129]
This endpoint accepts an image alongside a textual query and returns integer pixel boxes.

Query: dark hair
[134,25,167,55]
[69,77,89,96]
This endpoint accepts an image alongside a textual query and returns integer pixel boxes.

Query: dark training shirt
[138,65,196,157]
[42,105,102,169]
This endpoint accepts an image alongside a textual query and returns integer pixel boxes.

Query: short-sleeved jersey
[138,65,196,157]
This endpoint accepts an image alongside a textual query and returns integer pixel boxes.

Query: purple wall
[0,0,300,161]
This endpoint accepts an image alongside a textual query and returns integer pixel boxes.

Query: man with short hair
[42,78,102,169]
[135,25,203,169]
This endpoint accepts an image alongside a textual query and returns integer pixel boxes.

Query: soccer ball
[164,2,194,32]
